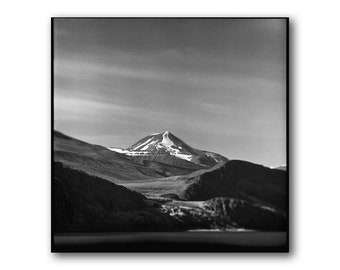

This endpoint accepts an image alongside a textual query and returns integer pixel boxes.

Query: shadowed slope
[179,160,287,211]
[53,162,181,232]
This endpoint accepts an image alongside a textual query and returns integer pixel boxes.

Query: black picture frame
[51,17,289,253]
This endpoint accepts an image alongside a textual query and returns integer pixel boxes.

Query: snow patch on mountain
[107,147,149,156]
[154,131,192,161]
[107,147,126,153]
[133,137,154,151]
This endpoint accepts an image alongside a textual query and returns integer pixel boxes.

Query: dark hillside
[179,160,287,211]
[53,162,180,232]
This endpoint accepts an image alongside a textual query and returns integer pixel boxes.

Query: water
[53,231,288,252]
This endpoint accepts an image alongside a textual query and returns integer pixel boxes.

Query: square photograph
[52,18,288,252]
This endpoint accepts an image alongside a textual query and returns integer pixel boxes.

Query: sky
[54,18,286,167]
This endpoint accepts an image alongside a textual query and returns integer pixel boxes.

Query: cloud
[54,94,183,126]
[191,101,235,115]
[55,57,169,82]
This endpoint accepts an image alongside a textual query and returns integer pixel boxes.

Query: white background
[0,0,339,269]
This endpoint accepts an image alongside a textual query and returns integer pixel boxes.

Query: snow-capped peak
[108,131,194,161]
[107,131,228,166]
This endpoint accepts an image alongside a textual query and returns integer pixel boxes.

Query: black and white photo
[52,18,288,252]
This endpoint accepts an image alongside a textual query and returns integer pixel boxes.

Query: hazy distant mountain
[272,165,287,171]
[108,131,228,168]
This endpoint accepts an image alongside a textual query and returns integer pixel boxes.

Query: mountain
[54,131,161,181]
[54,131,201,180]
[108,131,228,168]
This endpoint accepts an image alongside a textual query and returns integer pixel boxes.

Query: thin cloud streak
[55,55,284,106]
[55,95,184,128]
[55,50,284,90]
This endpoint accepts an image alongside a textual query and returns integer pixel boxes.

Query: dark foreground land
[53,231,288,252]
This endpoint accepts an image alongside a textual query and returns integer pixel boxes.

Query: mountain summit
[108,131,228,167]
[128,131,199,160]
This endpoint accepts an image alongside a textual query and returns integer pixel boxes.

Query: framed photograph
[52,17,289,252]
